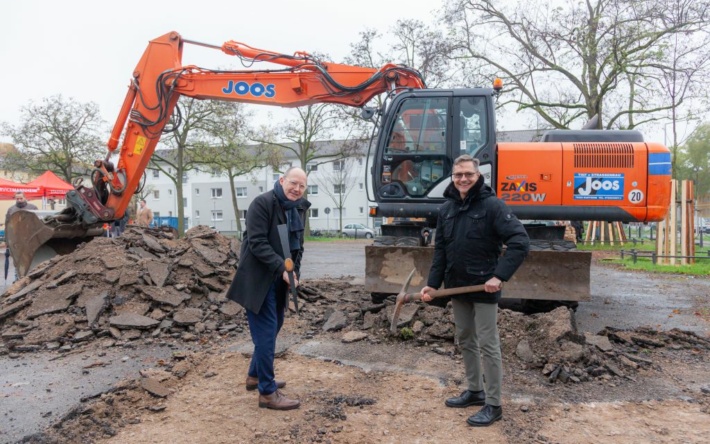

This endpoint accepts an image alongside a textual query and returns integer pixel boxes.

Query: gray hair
[453,154,480,170]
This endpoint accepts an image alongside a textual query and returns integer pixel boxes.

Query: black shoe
[467,404,503,427]
[445,390,486,408]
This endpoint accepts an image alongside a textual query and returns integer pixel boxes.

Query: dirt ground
[2,231,709,444]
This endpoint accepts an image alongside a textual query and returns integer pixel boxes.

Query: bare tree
[254,104,363,233]
[346,20,458,90]
[645,14,710,176]
[196,101,277,236]
[149,97,217,237]
[0,95,105,182]
[444,0,710,129]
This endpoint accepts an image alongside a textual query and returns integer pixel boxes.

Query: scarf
[273,180,306,251]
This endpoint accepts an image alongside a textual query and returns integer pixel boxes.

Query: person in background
[420,155,529,427]
[227,167,311,411]
[6,192,38,220]
[571,220,584,243]
[136,199,153,227]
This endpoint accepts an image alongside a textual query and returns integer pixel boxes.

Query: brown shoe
[245,376,286,391]
[258,390,300,410]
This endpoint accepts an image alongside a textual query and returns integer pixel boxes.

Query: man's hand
[420,285,436,302]
[283,270,299,288]
[484,276,502,293]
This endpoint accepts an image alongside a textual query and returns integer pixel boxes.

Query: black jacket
[427,177,529,303]
[226,190,311,313]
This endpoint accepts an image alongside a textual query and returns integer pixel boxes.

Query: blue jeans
[246,281,285,395]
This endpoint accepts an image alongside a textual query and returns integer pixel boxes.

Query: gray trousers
[451,298,502,406]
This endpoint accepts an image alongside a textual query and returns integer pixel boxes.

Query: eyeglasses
[452,172,478,180]
[286,179,307,191]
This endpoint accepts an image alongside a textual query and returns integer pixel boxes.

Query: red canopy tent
[0,178,42,200]
[25,171,74,198]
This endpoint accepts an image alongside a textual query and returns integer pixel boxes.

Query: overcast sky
[2,0,677,145]
[0,0,443,144]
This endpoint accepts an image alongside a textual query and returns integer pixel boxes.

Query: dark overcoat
[226,190,310,313]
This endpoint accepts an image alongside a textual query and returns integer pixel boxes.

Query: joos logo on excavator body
[573,173,624,200]
[222,80,276,98]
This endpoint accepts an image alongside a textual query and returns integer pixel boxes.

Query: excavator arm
[88,31,425,224]
[7,31,426,277]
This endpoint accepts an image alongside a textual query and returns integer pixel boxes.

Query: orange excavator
[6,31,672,306]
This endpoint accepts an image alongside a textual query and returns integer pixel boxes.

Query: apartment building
[144,144,375,235]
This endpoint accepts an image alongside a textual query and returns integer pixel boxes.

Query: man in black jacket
[227,167,310,411]
[421,155,529,427]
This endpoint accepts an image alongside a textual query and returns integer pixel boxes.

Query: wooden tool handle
[429,284,488,298]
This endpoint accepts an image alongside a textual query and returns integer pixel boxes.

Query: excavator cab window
[381,97,448,198]
[458,96,488,156]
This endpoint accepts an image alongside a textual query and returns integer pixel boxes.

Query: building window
[359,182,364,190]
[333,160,345,171]
[259,186,263,192]
[168,211,173,217]
[306,163,318,172]
[309,208,319,218]
[152,170,159,178]
[359,206,364,214]
[211,210,223,221]
[211,167,220,177]
[211,188,223,198]
[153,190,160,199]
[168,189,172,195]
[307,185,318,195]
[272,173,280,181]
[153,212,160,218]
[239,210,247,219]
[236,187,247,197]
[358,158,363,165]
[334,184,344,194]
[196,188,200,195]
[183,198,187,208]
[196,210,200,218]
[182,173,188,183]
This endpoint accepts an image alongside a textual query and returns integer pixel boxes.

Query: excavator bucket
[6,210,104,278]
[364,245,591,302]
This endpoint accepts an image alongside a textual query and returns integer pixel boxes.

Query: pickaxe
[390,268,489,335]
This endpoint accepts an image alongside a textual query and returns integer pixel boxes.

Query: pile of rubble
[0,225,245,353]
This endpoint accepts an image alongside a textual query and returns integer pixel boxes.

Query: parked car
[341,223,375,239]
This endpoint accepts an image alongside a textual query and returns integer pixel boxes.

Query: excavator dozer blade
[365,246,591,301]
[6,210,104,278]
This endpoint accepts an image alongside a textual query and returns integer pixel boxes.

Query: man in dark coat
[227,167,310,411]
[421,155,529,427]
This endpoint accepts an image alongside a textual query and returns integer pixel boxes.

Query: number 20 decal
[628,189,644,203]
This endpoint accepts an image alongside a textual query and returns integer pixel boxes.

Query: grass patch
[578,240,710,276]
